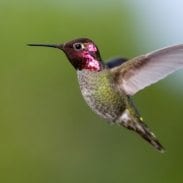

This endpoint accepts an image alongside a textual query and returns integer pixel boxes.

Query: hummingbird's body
[28,38,183,153]
[77,69,160,150]
[77,69,126,122]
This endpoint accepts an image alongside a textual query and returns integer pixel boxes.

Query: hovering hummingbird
[28,38,183,152]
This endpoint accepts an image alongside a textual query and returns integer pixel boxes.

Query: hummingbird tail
[118,112,165,153]
[133,120,165,153]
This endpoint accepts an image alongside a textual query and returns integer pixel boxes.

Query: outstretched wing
[106,57,128,68]
[111,44,183,96]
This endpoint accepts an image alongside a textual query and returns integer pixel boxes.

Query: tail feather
[118,110,165,153]
[132,120,165,153]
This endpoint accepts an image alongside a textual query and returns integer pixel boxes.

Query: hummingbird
[28,38,183,153]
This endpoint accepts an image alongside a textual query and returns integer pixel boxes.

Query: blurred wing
[111,44,183,96]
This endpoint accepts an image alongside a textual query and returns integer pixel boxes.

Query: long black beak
[27,43,64,50]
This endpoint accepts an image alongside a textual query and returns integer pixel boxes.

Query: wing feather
[111,44,183,95]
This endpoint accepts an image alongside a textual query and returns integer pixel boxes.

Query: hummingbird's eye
[73,43,84,51]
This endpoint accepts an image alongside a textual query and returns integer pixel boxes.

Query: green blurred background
[0,0,183,182]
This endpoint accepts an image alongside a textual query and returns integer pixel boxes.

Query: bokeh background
[1,0,183,182]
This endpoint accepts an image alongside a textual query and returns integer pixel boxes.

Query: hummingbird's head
[28,38,104,71]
